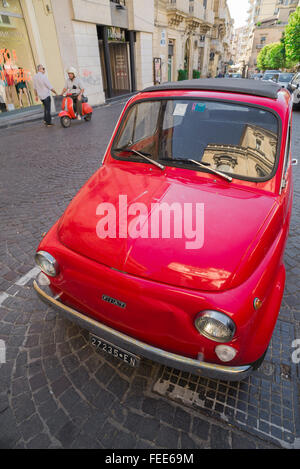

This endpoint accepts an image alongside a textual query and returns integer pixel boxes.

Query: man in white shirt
[33,64,57,126]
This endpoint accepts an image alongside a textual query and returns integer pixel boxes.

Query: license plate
[89,334,140,368]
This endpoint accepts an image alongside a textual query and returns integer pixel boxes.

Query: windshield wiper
[113,147,165,170]
[160,157,232,182]
[188,159,232,182]
[161,158,211,166]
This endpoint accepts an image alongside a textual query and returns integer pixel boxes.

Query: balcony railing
[167,0,190,16]
[189,0,205,21]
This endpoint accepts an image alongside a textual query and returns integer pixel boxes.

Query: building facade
[0,0,235,119]
[153,0,216,83]
[51,0,155,105]
[208,0,234,77]
[233,0,299,76]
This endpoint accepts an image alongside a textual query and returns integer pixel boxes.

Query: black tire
[293,102,300,111]
[84,113,92,122]
[61,116,71,128]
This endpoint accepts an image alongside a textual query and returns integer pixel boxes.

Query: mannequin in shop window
[0,63,7,112]
[3,49,18,110]
[15,67,31,108]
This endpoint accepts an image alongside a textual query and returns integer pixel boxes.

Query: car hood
[58,164,278,291]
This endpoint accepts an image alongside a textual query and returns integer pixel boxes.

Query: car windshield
[112,99,279,181]
[279,73,293,82]
[263,74,275,80]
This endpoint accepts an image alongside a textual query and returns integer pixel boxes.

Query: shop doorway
[98,26,135,100]
[109,42,130,97]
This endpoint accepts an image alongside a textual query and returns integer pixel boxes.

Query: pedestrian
[62,67,84,120]
[33,64,57,127]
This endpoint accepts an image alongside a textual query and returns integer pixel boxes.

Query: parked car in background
[231,73,242,78]
[34,78,293,382]
[262,71,280,82]
[289,72,300,109]
[252,73,263,80]
[275,73,294,89]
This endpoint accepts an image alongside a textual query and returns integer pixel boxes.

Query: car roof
[143,78,283,100]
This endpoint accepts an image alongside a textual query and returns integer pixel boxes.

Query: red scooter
[59,91,93,128]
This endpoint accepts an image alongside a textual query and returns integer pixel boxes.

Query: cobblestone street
[0,101,299,449]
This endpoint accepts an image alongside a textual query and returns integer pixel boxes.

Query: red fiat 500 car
[34,79,293,381]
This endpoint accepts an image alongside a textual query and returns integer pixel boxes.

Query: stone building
[248,1,298,74]
[208,0,234,77]
[0,0,235,120]
[153,0,216,83]
[233,0,299,76]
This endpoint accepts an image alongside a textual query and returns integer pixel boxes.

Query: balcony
[204,9,215,26]
[216,7,226,21]
[167,0,189,26]
[167,0,189,15]
[189,0,205,22]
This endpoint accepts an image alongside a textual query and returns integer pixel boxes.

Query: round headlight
[35,251,59,277]
[195,310,236,343]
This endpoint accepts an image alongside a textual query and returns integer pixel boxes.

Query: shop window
[0,0,37,114]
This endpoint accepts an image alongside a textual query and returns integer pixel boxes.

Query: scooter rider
[62,67,85,120]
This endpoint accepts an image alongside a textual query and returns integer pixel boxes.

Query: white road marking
[0,292,10,308]
[0,266,40,307]
[15,267,40,286]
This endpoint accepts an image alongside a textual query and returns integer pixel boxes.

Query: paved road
[0,102,299,449]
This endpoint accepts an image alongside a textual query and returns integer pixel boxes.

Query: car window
[279,74,293,82]
[112,99,279,181]
[116,101,161,148]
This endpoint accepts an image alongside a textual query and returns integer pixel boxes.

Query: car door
[279,113,293,240]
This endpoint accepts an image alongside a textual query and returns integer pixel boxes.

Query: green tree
[257,42,286,70]
[266,42,286,69]
[257,44,273,70]
[284,7,300,64]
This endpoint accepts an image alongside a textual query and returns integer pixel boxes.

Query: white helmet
[67,66,77,77]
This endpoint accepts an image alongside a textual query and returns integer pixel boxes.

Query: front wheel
[61,116,71,128]
[84,113,92,122]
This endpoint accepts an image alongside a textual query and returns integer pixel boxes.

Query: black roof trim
[143,78,283,100]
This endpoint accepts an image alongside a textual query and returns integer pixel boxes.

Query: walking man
[33,64,57,127]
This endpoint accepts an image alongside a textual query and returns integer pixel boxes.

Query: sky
[227,0,250,29]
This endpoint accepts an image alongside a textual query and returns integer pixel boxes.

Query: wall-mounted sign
[153,57,161,85]
[160,29,166,47]
[107,27,126,42]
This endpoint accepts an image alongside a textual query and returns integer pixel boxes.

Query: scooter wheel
[84,113,92,122]
[61,116,71,128]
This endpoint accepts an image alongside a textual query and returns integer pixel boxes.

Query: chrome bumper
[33,280,253,382]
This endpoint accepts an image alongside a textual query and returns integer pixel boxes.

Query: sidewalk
[0,92,138,130]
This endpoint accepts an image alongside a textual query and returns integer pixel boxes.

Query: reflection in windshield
[112,99,279,181]
[201,125,277,178]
